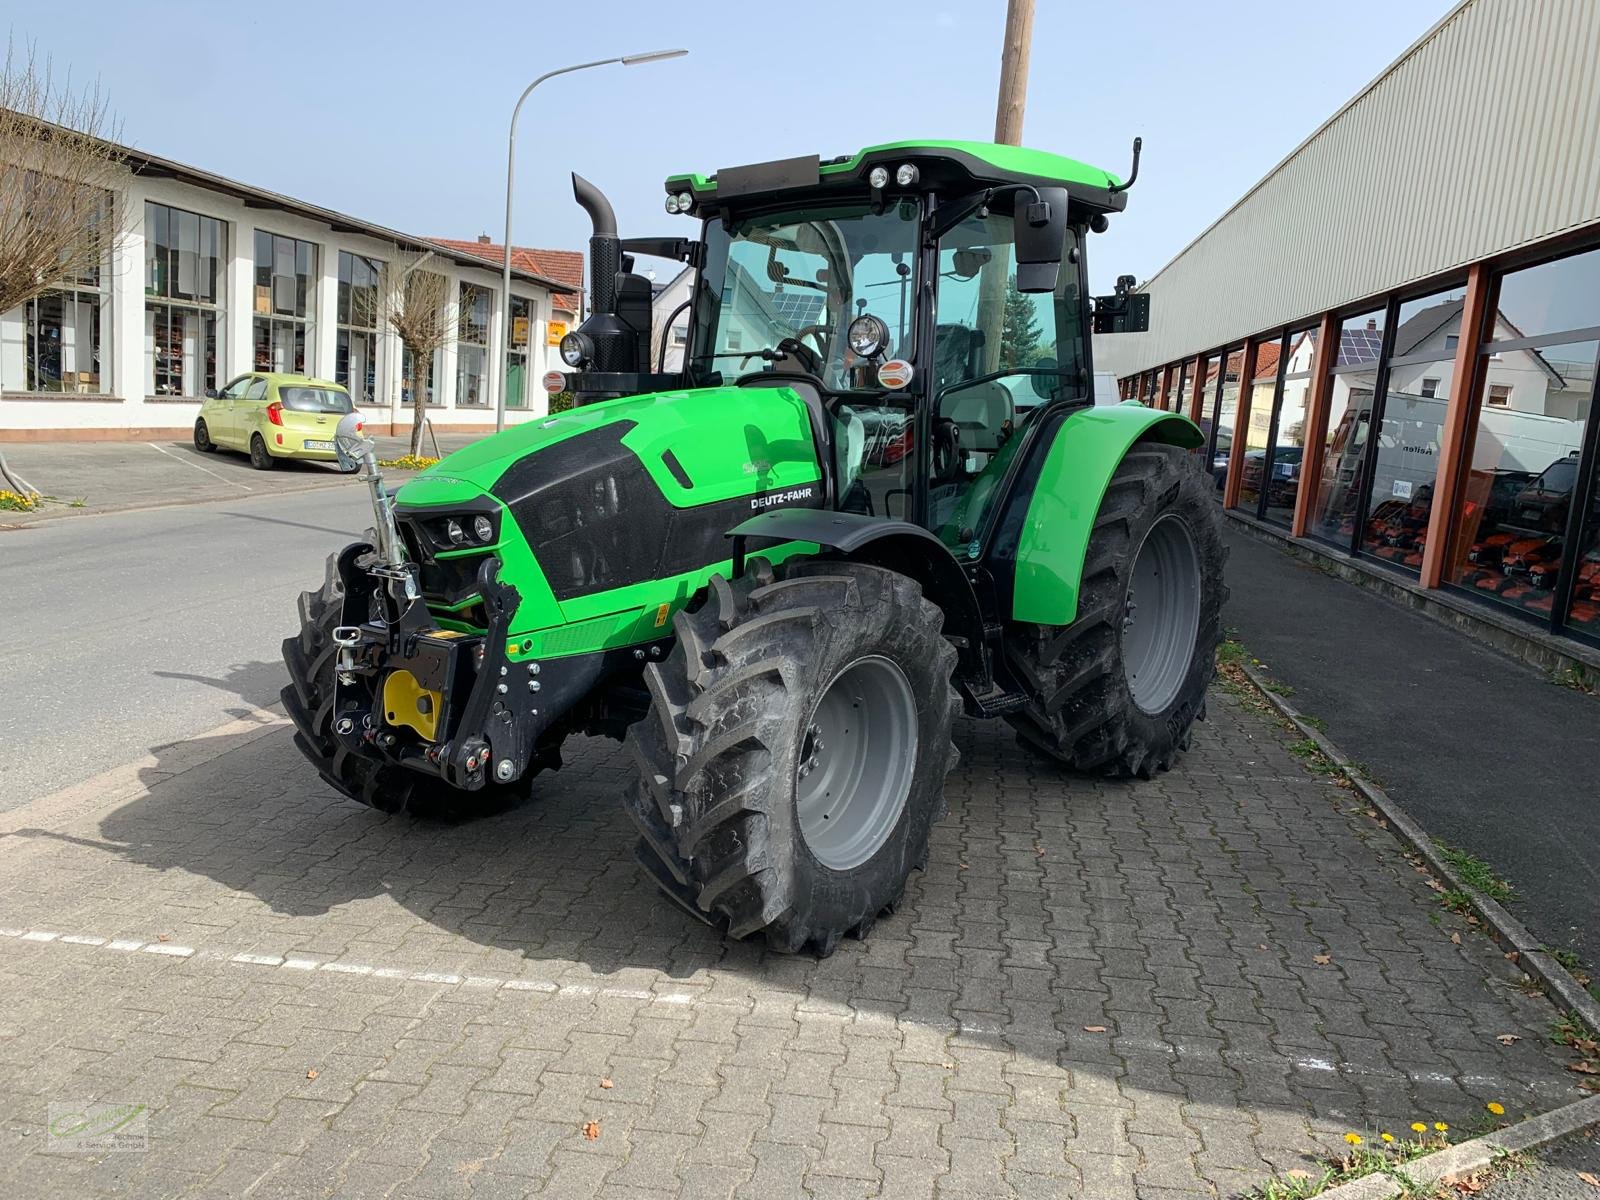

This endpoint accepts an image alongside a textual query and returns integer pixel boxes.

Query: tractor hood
[393,385,825,656]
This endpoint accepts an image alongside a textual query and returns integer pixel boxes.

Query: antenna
[1108,137,1142,195]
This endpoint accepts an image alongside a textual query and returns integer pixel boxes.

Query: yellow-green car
[193,373,362,471]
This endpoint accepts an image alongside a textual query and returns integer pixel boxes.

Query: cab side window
[244,378,269,401]
[219,376,253,399]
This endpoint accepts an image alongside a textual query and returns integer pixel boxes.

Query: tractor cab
[554,140,1144,562]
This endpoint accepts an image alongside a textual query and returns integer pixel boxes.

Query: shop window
[1173,361,1189,415]
[505,294,533,409]
[1236,335,1283,513]
[1204,348,1240,495]
[144,202,226,396]
[456,283,491,408]
[1311,307,1387,544]
[23,287,105,393]
[254,231,317,375]
[1358,285,1468,572]
[1446,244,1600,635]
[1421,377,1440,398]
[336,251,382,407]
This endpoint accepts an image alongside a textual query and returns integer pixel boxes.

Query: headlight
[472,515,494,543]
[895,162,919,187]
[867,165,889,190]
[559,331,593,367]
[847,314,889,358]
[446,518,467,545]
[665,193,681,214]
[676,191,694,214]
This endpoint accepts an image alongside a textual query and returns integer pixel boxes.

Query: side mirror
[1012,185,1070,293]
[333,411,373,473]
[205,387,219,399]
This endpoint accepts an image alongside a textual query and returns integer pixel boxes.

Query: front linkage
[328,547,527,792]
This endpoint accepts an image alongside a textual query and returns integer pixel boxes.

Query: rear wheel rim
[1123,514,1202,715]
[795,654,918,872]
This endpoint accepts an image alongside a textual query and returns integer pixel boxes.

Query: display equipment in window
[505,294,532,409]
[1445,245,1600,639]
[254,231,317,375]
[144,202,226,397]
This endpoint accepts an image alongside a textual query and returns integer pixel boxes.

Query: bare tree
[0,40,126,496]
[379,250,452,456]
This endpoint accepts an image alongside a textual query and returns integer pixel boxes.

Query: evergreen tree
[1000,278,1042,369]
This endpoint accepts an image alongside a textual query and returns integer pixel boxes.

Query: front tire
[250,433,277,471]
[193,418,216,453]
[625,562,960,955]
[1004,442,1225,778]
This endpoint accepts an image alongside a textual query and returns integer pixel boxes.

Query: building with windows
[1106,0,1600,663]
[0,141,573,440]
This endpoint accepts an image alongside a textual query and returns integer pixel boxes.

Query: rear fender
[1012,403,1203,625]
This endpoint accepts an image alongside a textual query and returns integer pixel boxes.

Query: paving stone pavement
[0,685,1587,1199]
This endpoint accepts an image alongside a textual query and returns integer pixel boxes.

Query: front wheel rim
[1122,514,1202,715]
[795,654,919,872]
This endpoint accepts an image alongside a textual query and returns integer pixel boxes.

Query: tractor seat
[943,382,1014,451]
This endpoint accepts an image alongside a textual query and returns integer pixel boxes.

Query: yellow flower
[1434,1122,1448,1133]
[1486,1102,1505,1116]
[1410,1123,1427,1133]
[1381,1132,1395,1143]
[1344,1132,1363,1145]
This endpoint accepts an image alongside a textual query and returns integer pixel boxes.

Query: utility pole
[979,0,1035,372]
[994,0,1034,145]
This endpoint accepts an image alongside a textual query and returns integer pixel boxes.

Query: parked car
[193,373,361,471]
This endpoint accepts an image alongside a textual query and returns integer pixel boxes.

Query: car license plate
[305,439,333,450]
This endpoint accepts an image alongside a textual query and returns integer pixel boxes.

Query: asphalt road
[0,486,375,809]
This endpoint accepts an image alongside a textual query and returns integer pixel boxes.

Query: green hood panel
[392,385,824,658]
[396,385,819,507]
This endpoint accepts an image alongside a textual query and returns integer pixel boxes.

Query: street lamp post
[497,48,688,432]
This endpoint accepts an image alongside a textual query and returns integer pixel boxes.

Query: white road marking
[146,441,253,491]
[0,924,1567,1098]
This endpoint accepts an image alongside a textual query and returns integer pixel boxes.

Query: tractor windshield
[687,199,920,391]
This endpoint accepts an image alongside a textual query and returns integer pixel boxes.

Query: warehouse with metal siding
[1110,0,1600,664]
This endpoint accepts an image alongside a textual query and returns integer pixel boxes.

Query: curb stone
[1307,1094,1600,1199]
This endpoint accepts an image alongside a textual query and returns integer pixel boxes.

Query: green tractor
[282,138,1224,954]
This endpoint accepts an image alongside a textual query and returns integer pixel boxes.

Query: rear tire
[1004,443,1225,778]
[279,548,531,819]
[250,434,276,471]
[193,419,216,453]
[625,562,960,955]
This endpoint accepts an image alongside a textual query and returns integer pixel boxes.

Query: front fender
[1012,403,1203,625]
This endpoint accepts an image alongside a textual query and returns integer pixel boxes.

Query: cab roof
[244,372,347,390]
[667,139,1126,213]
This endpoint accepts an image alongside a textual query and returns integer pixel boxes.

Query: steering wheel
[793,324,831,363]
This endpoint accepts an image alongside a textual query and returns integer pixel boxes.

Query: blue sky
[13,0,1454,293]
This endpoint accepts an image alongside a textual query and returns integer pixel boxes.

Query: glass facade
[145,202,226,397]
[1124,231,1600,656]
[254,230,317,375]
[336,251,382,407]
[456,283,491,408]
[1445,246,1600,641]
[1358,286,1468,571]
[1311,307,1386,544]
[402,347,439,408]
